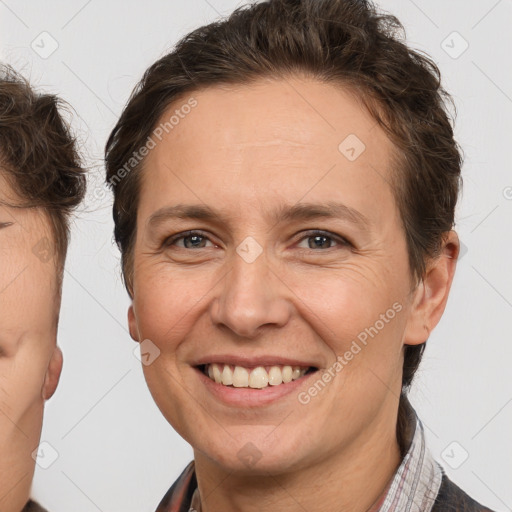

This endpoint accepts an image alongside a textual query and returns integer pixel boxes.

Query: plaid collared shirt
[378,417,443,512]
[155,407,446,512]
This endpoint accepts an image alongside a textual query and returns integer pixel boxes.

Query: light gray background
[0,1,511,511]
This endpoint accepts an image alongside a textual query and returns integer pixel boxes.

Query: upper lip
[192,354,319,369]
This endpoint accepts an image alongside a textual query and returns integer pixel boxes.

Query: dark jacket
[431,472,496,512]
[22,499,48,512]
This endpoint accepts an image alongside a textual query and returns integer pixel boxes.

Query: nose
[210,248,292,339]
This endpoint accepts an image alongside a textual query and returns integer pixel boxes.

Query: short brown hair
[0,64,86,275]
[105,0,463,449]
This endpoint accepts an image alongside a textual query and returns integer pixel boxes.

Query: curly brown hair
[105,0,463,452]
[0,64,86,277]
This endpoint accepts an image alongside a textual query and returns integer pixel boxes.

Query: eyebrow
[147,201,371,232]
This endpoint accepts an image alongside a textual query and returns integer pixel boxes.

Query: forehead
[0,169,18,204]
[138,76,399,229]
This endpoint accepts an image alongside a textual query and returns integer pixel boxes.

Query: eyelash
[162,229,352,252]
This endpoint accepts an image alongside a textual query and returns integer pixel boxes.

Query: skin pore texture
[127,76,459,512]
[0,174,63,512]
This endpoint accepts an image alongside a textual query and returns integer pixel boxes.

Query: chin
[195,428,316,476]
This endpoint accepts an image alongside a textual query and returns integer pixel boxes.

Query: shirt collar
[378,411,443,512]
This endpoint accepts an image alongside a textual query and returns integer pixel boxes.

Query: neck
[193,407,403,512]
[0,409,43,512]
[0,442,35,512]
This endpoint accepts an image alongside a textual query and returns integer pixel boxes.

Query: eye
[161,229,352,252]
[295,230,351,251]
[163,230,216,249]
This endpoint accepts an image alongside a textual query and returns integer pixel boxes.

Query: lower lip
[194,367,318,407]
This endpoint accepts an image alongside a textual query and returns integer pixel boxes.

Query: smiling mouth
[198,363,317,389]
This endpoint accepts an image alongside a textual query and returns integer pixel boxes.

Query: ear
[128,304,140,342]
[403,230,460,346]
[43,345,63,400]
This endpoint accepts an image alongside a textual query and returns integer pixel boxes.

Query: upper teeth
[205,363,309,388]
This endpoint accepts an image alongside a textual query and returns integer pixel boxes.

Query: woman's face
[128,76,450,474]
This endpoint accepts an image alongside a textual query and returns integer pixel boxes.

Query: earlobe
[403,230,460,346]
[128,304,140,342]
[43,345,63,400]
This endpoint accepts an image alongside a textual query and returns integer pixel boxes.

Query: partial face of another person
[128,76,457,474]
[0,174,62,511]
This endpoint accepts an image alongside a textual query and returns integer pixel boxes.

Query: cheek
[289,269,406,397]
[0,256,57,325]
[0,353,47,421]
[292,265,403,335]
[133,267,213,346]
[0,246,29,288]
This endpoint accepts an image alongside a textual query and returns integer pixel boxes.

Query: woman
[105,1,495,510]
